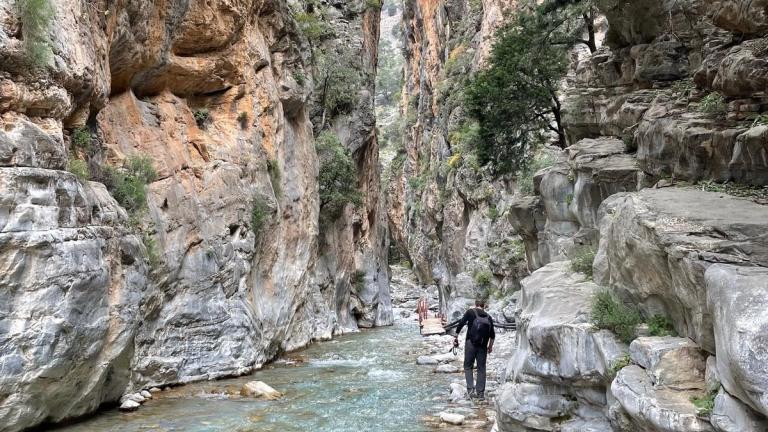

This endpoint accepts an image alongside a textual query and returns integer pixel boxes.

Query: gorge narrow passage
[50,267,509,432]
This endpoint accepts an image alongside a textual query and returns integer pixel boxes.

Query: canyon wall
[492,0,768,431]
[390,0,523,321]
[0,0,388,430]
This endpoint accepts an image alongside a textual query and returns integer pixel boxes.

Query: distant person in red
[453,298,495,400]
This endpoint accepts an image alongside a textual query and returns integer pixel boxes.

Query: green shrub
[104,155,157,213]
[294,9,333,41]
[699,92,726,115]
[648,314,676,337]
[67,158,89,181]
[17,0,54,67]
[316,131,362,220]
[591,291,643,344]
[251,196,271,236]
[565,194,574,206]
[473,269,493,288]
[570,247,596,278]
[364,0,381,10]
[323,63,360,116]
[237,112,248,129]
[194,109,210,128]
[71,127,92,153]
[691,391,717,416]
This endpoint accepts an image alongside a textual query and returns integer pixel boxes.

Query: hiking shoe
[467,389,477,399]
[476,393,485,401]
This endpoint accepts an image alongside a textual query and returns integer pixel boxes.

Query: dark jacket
[455,308,495,347]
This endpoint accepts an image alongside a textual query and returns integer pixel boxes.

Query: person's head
[475,299,486,308]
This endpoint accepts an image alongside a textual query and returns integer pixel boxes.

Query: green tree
[464,0,597,175]
[316,131,363,220]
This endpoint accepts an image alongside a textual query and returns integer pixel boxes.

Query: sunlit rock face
[0,0,388,430]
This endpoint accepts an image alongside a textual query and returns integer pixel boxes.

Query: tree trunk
[582,11,597,53]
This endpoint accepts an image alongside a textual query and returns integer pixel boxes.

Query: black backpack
[469,309,492,347]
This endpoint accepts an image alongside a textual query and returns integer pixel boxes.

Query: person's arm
[454,310,470,340]
[488,316,496,353]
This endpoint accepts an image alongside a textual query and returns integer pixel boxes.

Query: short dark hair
[475,299,486,308]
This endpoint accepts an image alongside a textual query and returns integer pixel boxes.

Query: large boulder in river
[595,187,768,353]
[240,381,281,400]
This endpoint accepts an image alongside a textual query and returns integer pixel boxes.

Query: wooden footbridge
[417,297,517,336]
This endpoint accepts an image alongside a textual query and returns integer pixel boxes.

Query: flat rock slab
[630,336,706,389]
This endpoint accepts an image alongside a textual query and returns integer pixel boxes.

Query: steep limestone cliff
[0,0,388,430]
[493,1,768,431]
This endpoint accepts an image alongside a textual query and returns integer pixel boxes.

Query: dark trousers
[463,339,487,395]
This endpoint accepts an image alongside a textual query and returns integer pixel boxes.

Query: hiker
[453,299,495,400]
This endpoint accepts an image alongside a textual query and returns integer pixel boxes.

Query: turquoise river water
[54,320,451,432]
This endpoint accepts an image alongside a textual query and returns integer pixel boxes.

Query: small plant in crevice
[194,108,210,128]
[352,270,366,291]
[67,158,90,181]
[250,195,272,237]
[591,290,643,344]
[691,390,717,417]
[565,193,574,206]
[487,205,500,221]
[699,92,727,115]
[17,0,55,67]
[237,112,248,129]
[648,314,676,337]
[71,126,92,153]
[292,70,306,87]
[610,354,631,377]
[570,246,596,278]
[142,233,161,270]
[266,158,282,198]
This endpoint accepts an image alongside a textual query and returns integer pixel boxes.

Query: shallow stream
[55,320,451,432]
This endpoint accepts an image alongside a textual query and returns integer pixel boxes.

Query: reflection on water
[56,320,445,432]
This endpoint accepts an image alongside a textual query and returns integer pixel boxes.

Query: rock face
[0,0,389,430]
[493,1,768,431]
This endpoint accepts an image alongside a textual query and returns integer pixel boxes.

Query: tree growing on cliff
[317,131,363,221]
[464,0,598,174]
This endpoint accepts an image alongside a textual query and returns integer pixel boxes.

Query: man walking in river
[454,299,495,401]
